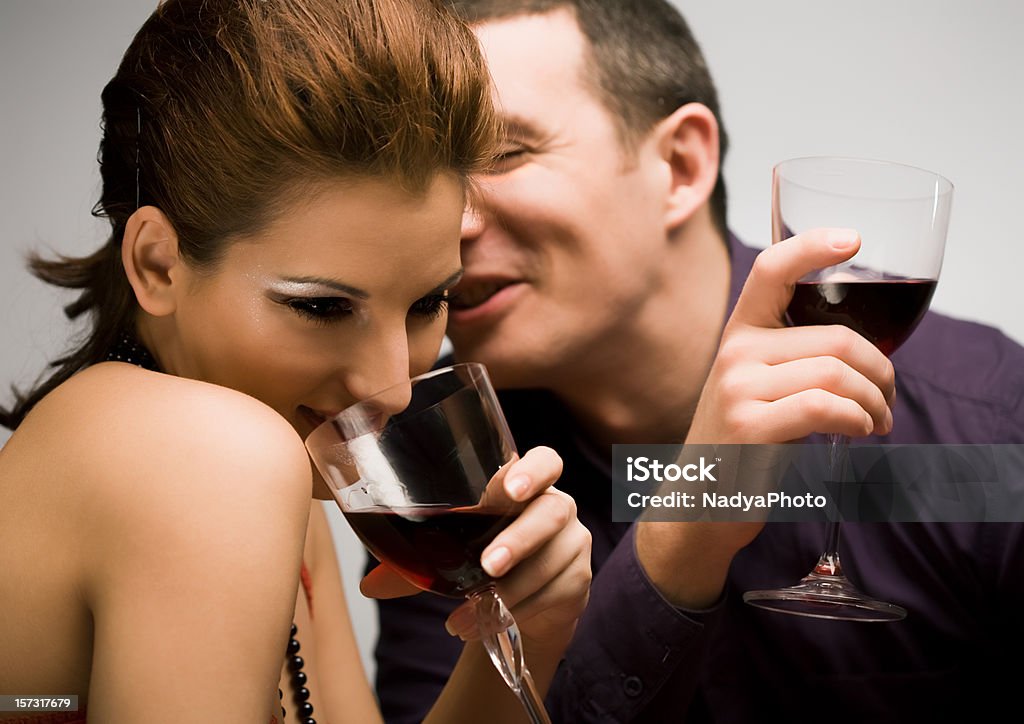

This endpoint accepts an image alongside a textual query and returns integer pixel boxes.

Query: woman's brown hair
[1,0,497,429]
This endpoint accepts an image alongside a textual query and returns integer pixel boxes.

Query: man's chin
[448,342,541,389]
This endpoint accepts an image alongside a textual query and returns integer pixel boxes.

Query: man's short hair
[447,0,730,238]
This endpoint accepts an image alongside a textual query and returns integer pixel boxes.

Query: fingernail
[831,231,858,250]
[885,407,893,433]
[445,604,477,637]
[506,474,530,500]
[481,546,512,577]
[458,630,482,643]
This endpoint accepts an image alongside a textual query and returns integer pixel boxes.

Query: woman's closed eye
[409,292,454,320]
[284,297,354,325]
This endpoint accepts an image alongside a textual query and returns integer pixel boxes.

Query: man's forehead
[472,9,591,109]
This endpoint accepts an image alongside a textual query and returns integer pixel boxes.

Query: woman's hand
[361,446,592,654]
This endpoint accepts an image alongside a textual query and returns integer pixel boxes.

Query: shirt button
[623,675,644,698]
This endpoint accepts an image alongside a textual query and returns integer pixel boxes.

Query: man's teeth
[453,281,510,309]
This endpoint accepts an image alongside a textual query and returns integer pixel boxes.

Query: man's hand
[638,229,895,608]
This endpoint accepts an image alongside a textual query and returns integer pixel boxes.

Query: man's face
[447,9,673,388]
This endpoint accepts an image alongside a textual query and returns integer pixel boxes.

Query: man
[371,1,1024,721]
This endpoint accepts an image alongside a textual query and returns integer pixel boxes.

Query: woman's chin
[311,471,335,501]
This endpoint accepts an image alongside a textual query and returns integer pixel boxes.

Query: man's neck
[554,227,733,448]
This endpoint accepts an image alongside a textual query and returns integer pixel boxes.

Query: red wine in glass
[744,156,952,622]
[306,363,553,722]
[344,506,514,597]
[788,278,937,356]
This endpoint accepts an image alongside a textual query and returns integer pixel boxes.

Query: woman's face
[158,174,464,496]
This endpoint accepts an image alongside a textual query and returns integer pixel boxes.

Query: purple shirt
[372,237,1024,722]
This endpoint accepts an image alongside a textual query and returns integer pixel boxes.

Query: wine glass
[304,362,552,723]
[742,156,953,621]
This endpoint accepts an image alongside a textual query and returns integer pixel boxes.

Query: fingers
[449,551,592,642]
[497,527,592,618]
[359,562,422,599]
[695,354,892,443]
[689,228,911,446]
[776,358,891,433]
[735,325,896,404]
[759,389,883,440]
[480,488,576,578]
[501,445,563,502]
[507,550,591,625]
[444,601,477,638]
[717,324,895,434]
[445,520,592,640]
[729,228,860,330]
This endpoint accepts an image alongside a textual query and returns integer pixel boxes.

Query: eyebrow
[498,114,545,142]
[275,268,463,299]
[274,276,370,299]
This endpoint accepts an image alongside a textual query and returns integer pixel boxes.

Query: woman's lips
[297,405,338,432]
[299,405,392,438]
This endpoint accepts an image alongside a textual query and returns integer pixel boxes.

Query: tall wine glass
[742,156,953,621]
[304,363,551,723]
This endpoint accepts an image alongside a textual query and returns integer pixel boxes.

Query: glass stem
[470,586,552,724]
[816,432,850,576]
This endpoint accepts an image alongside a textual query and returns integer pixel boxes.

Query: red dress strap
[299,560,314,619]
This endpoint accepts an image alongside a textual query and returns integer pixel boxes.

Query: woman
[0,1,592,722]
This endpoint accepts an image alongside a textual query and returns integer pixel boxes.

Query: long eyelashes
[282,292,458,326]
[285,297,355,326]
[409,292,457,321]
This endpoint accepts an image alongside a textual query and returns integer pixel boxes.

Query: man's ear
[653,102,720,232]
[121,206,183,317]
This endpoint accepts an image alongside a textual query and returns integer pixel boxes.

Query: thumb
[359,562,422,599]
[729,228,860,331]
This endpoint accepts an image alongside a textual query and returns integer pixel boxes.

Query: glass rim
[304,362,490,445]
[773,155,954,199]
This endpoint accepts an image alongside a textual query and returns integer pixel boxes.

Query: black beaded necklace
[106,332,316,724]
[284,622,316,723]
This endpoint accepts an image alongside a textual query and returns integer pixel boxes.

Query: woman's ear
[653,102,720,233]
[122,206,183,317]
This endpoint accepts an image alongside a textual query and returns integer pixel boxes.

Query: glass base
[743,572,907,622]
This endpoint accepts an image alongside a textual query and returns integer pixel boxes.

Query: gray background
[3,0,1022,682]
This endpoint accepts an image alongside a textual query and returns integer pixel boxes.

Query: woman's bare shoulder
[34,362,295,432]
[12,362,312,583]
[23,362,308,479]
[16,366,315,719]
[0,362,313,697]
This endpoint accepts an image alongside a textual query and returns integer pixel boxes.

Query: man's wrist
[635,521,742,609]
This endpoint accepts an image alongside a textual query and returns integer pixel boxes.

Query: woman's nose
[343,330,413,417]
[359,379,413,425]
